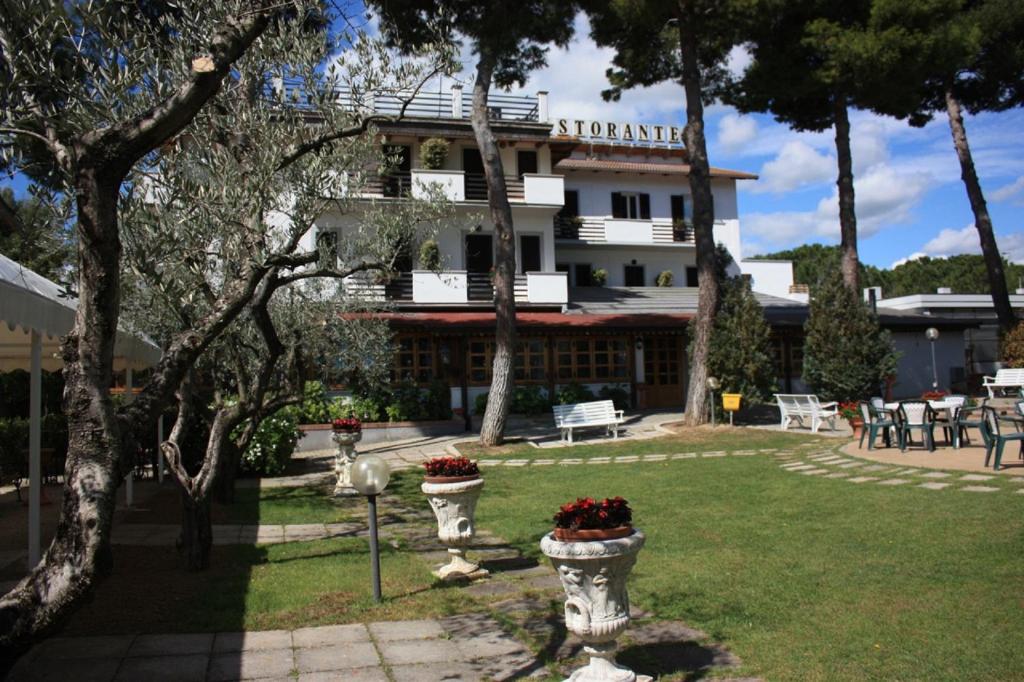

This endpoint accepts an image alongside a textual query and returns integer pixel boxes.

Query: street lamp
[351,455,391,603]
[925,327,940,390]
[707,376,720,427]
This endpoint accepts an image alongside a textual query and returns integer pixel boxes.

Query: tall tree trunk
[678,2,719,427]
[0,169,125,663]
[945,86,1016,333]
[833,97,860,292]
[179,489,213,571]
[470,54,517,446]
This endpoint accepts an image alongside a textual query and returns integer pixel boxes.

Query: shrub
[419,137,450,170]
[591,268,608,286]
[0,417,29,484]
[298,381,332,424]
[553,496,631,530]
[598,384,631,411]
[557,382,595,405]
[239,407,302,476]
[474,386,550,415]
[423,456,479,478]
[803,273,899,402]
[1001,321,1024,368]
[419,239,441,270]
[655,270,673,287]
[474,391,489,415]
[349,393,388,422]
[707,277,777,406]
[385,383,423,422]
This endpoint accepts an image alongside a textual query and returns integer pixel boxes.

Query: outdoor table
[885,400,962,446]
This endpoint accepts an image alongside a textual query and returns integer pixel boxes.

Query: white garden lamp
[706,376,720,427]
[351,454,390,602]
[925,327,940,389]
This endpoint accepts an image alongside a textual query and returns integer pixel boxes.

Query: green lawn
[220,484,360,525]
[470,451,1024,681]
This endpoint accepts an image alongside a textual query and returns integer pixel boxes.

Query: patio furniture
[858,401,894,450]
[1015,400,1024,417]
[954,405,987,448]
[982,368,1024,398]
[552,400,625,443]
[934,395,967,445]
[774,394,838,433]
[981,406,1024,470]
[898,401,936,451]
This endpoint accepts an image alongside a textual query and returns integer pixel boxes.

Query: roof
[568,286,802,315]
[344,311,692,331]
[877,293,1024,311]
[555,157,759,180]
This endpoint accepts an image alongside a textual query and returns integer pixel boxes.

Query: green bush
[0,417,29,484]
[349,393,388,422]
[419,239,441,270]
[592,268,608,286]
[557,382,596,405]
[298,381,332,424]
[474,391,489,416]
[473,386,550,416]
[655,270,674,287]
[419,137,450,170]
[239,407,302,477]
[1001,321,1024,368]
[424,380,452,420]
[598,384,631,411]
[385,383,423,422]
[707,277,777,406]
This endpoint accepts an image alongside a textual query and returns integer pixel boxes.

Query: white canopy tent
[0,254,162,567]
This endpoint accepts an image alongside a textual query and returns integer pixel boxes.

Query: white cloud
[717,114,757,153]
[992,175,1024,203]
[920,225,980,257]
[891,252,927,268]
[752,140,835,194]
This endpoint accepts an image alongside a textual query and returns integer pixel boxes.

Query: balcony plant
[419,239,441,270]
[592,268,608,287]
[419,137,450,170]
[656,270,674,287]
[541,496,645,681]
[421,455,486,580]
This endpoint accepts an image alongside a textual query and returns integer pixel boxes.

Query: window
[574,264,593,287]
[520,235,542,273]
[517,150,538,176]
[670,195,690,241]
[686,267,699,287]
[624,265,645,287]
[382,145,411,197]
[556,337,629,381]
[468,338,548,384]
[562,190,580,217]
[611,192,651,220]
[391,336,437,384]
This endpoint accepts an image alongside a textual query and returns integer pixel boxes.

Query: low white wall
[412,169,465,202]
[412,270,468,303]
[527,271,568,304]
[605,219,654,244]
[523,174,564,205]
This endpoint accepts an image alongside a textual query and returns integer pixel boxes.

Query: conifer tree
[707,277,777,406]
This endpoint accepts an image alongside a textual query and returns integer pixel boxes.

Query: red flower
[553,496,632,530]
[424,456,479,478]
[332,417,362,433]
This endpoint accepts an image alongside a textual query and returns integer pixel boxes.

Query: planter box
[298,419,465,450]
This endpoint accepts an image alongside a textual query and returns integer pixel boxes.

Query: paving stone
[127,633,213,657]
[463,580,523,598]
[299,668,390,681]
[533,459,555,465]
[376,638,464,666]
[114,653,209,682]
[703,451,727,457]
[587,457,611,464]
[213,630,292,652]
[827,459,853,465]
[559,459,582,465]
[478,459,502,466]
[848,476,879,483]
[36,635,135,660]
[824,472,850,479]
[452,629,528,660]
[962,485,999,493]
[960,474,994,481]
[293,624,370,648]
[918,482,951,490]
[783,464,815,471]
[1016,488,1024,494]
[920,471,951,479]
[671,452,697,459]
[642,454,668,461]
[877,478,910,486]
[799,468,827,475]
[7,656,121,682]
[861,465,891,472]
[733,450,759,456]
[368,620,445,642]
[284,524,328,541]
[388,662,482,682]
[294,643,380,673]
[323,523,362,538]
[837,462,865,469]
[207,649,296,681]
[615,456,640,463]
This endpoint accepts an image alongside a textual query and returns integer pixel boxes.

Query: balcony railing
[554,216,695,245]
[343,271,567,305]
[464,174,524,201]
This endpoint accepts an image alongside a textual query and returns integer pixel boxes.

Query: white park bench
[982,368,1024,398]
[553,400,625,443]
[774,394,838,433]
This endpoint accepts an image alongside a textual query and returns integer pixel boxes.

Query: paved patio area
[840,430,1024,476]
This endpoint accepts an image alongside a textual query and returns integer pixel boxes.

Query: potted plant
[331,416,362,496]
[421,456,487,580]
[541,497,646,682]
[591,268,608,287]
[419,238,441,270]
[655,270,673,287]
[419,137,450,170]
[838,402,863,440]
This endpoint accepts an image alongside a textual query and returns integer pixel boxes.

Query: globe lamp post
[351,455,391,602]
[707,376,720,427]
[925,327,940,390]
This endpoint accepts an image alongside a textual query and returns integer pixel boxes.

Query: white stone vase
[541,529,648,682]
[332,430,362,496]
[421,475,488,580]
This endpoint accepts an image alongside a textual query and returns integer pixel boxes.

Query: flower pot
[421,476,487,580]
[332,430,362,496]
[541,529,649,682]
[553,526,634,542]
[847,418,864,441]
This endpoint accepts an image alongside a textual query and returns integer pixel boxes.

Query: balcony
[554,216,694,245]
[368,170,563,206]
[344,271,568,305]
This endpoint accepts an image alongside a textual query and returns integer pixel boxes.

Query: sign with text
[555,118,685,146]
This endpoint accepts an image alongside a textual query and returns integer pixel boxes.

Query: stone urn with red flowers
[331,417,362,496]
[421,456,488,580]
[540,497,649,682]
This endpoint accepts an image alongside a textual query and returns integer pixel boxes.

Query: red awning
[340,311,692,331]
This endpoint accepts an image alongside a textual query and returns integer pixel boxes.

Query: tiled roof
[556,158,758,180]
[568,287,800,315]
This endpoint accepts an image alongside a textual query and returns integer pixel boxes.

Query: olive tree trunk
[471,54,517,446]
[833,97,860,292]
[945,86,1016,333]
[678,0,719,427]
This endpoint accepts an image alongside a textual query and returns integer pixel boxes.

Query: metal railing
[362,171,413,198]
[464,174,525,201]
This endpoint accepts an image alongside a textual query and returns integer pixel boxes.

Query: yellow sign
[722,394,742,411]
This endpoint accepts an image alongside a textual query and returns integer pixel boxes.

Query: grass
[219,485,359,525]
[469,449,1024,681]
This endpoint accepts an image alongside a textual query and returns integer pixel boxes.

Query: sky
[485,15,1024,270]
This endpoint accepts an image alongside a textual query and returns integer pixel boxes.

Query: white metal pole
[28,330,41,567]
[124,367,133,507]
[157,413,164,484]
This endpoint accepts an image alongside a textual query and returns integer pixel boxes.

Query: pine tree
[803,273,899,402]
[707,276,777,405]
